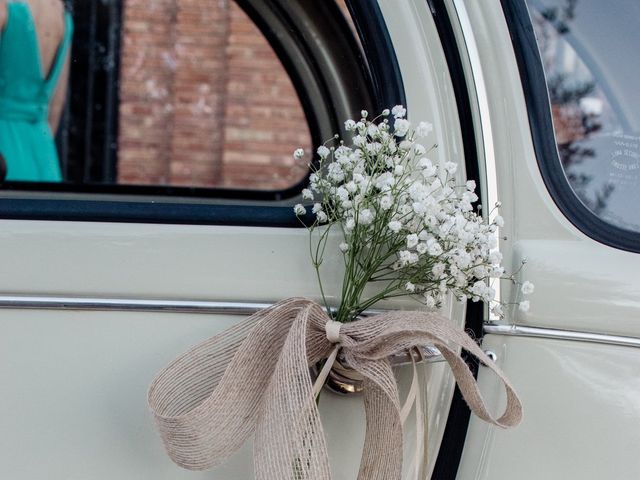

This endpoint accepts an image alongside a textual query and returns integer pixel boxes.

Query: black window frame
[56,0,122,184]
[0,0,405,227]
[423,1,484,479]
[501,0,640,253]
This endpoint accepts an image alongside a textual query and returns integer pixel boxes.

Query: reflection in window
[117,0,311,190]
[0,0,73,183]
[528,0,640,232]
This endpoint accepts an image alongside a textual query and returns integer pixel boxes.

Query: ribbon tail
[312,345,340,399]
[400,354,425,480]
[434,328,523,428]
[414,361,429,480]
[399,354,419,424]
[381,312,523,429]
[254,304,333,480]
[350,358,403,480]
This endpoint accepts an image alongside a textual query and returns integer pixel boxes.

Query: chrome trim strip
[0,294,444,366]
[0,295,273,315]
[449,0,499,214]
[484,324,640,348]
[448,0,501,318]
[0,295,386,317]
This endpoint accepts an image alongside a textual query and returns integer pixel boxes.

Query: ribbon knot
[312,319,344,399]
[148,298,522,480]
[325,319,342,344]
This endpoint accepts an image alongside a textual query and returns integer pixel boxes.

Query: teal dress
[0,2,73,182]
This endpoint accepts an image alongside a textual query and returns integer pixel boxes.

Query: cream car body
[1,0,637,479]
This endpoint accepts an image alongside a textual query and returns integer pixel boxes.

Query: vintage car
[1,0,637,478]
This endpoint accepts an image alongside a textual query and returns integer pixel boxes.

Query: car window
[63,0,311,191]
[0,1,403,223]
[1,0,373,198]
[526,0,640,233]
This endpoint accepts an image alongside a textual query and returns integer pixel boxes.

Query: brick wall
[118,0,177,185]
[118,0,311,190]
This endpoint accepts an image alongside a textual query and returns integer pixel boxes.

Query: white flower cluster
[294,107,532,321]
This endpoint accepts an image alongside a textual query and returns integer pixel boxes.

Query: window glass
[526,0,640,232]
[117,0,311,190]
[0,0,314,191]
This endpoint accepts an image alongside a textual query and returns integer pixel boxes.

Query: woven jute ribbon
[148,298,522,479]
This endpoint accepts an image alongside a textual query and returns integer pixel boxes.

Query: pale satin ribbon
[311,320,343,399]
[148,298,522,480]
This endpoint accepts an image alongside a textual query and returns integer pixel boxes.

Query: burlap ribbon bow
[148,298,522,479]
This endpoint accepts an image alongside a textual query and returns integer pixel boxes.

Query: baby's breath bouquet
[148,110,526,480]
[294,106,532,323]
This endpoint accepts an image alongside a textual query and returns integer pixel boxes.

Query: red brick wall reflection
[118,0,311,190]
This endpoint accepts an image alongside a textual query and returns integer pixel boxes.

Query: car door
[0,1,477,478]
[446,0,640,478]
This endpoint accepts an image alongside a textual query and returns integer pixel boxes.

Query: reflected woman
[0,0,73,182]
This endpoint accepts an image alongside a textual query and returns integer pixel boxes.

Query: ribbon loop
[148,298,522,479]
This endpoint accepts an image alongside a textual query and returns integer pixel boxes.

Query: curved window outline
[501,0,640,253]
[0,0,406,226]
